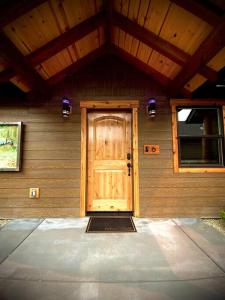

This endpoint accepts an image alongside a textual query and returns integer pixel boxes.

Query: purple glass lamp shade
[62,98,72,118]
[148,98,156,105]
[147,98,156,118]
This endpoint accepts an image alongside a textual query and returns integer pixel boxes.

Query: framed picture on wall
[0,122,23,171]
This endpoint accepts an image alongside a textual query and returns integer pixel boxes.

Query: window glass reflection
[176,107,223,166]
[177,108,220,136]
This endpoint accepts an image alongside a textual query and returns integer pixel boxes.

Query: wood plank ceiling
[0,0,224,97]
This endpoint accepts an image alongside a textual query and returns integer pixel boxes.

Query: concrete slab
[0,218,224,282]
[174,218,225,272]
[0,277,225,300]
[0,219,43,264]
[0,218,225,299]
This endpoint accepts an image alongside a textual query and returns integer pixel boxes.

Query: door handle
[127,153,131,160]
[127,162,132,176]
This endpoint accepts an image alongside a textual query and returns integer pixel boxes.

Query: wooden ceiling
[0,0,224,97]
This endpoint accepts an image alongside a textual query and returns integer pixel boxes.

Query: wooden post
[80,108,87,217]
[132,108,140,217]
[171,105,179,173]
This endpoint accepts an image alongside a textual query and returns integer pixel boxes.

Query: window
[177,107,224,167]
[171,100,225,173]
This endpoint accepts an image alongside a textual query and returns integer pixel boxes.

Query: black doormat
[86,217,136,233]
[86,211,133,217]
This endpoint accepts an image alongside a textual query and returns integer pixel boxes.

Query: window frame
[170,99,225,173]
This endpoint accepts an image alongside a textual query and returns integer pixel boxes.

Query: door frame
[80,100,140,217]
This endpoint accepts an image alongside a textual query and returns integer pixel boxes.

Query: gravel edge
[0,219,10,229]
[202,219,225,235]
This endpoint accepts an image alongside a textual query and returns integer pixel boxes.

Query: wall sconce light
[146,98,156,118]
[62,97,72,118]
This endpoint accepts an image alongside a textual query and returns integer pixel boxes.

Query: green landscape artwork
[0,123,22,171]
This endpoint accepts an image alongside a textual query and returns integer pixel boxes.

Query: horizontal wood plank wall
[1,55,225,218]
[0,101,81,218]
[138,99,225,217]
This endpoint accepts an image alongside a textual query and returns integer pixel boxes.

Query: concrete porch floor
[0,218,225,300]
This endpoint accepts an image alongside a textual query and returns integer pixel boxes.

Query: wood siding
[0,101,81,218]
[1,55,225,218]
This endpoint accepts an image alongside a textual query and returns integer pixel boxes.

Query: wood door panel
[91,199,129,211]
[94,160,126,169]
[94,117,126,160]
[93,170,126,199]
[87,111,132,211]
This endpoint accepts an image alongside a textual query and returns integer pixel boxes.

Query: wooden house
[0,0,225,218]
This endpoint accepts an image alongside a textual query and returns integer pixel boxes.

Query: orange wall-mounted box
[144,145,160,155]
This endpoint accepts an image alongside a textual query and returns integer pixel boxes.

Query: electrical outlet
[29,188,40,199]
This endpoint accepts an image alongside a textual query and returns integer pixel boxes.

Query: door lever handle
[127,162,132,176]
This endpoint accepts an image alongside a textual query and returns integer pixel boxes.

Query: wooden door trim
[132,108,139,217]
[80,100,139,109]
[80,107,87,217]
[80,100,140,217]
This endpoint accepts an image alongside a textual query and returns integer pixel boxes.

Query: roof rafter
[0,1,222,95]
[0,0,47,28]
[48,43,191,97]
[169,15,225,96]
[103,0,113,45]
[48,45,108,86]
[171,0,222,27]
[110,45,192,97]
[0,68,15,83]
[112,11,217,82]
[27,11,105,67]
[0,31,48,91]
[110,45,170,87]
[1,12,106,81]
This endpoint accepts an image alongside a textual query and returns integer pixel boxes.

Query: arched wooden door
[87,111,133,212]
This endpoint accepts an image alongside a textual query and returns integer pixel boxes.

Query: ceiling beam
[200,65,218,82]
[27,11,105,67]
[110,45,170,88]
[0,68,15,83]
[1,9,218,89]
[0,31,48,91]
[112,11,188,65]
[48,45,108,86]
[25,10,223,88]
[0,0,47,28]
[112,11,217,82]
[110,45,192,97]
[103,0,113,45]
[0,12,106,82]
[169,15,225,96]
[171,0,222,27]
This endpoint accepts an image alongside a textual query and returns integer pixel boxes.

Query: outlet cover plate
[29,188,40,199]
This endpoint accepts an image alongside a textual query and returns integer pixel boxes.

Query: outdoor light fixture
[146,98,156,118]
[62,97,72,118]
